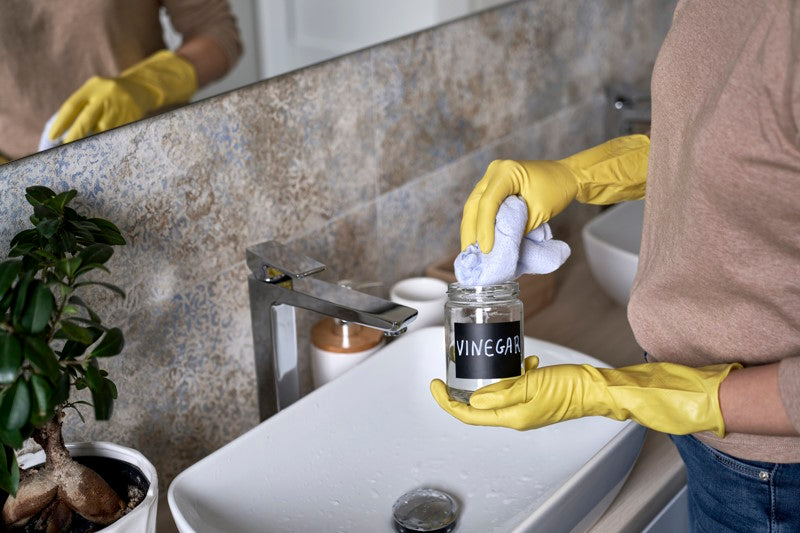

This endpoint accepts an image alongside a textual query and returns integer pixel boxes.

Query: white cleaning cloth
[454,196,570,286]
[38,113,64,152]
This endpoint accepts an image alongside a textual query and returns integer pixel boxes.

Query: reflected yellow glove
[431,356,742,437]
[49,50,197,144]
[461,134,650,252]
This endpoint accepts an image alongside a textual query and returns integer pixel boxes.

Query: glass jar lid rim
[447,281,519,298]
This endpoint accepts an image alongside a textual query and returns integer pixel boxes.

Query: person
[0,0,242,164]
[431,1,800,530]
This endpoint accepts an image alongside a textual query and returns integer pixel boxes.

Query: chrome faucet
[246,241,417,421]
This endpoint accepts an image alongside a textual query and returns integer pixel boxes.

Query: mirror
[3,0,514,164]
[184,0,515,100]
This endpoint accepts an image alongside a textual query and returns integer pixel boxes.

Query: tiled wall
[0,0,675,488]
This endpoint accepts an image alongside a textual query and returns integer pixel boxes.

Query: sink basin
[168,327,645,532]
[582,200,645,306]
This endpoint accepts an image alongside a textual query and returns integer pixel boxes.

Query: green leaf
[51,373,70,406]
[0,260,22,302]
[29,375,53,424]
[106,379,118,400]
[74,263,110,278]
[61,305,80,316]
[59,331,102,360]
[65,220,95,243]
[58,230,77,255]
[61,320,93,346]
[22,337,59,382]
[85,363,115,419]
[0,443,20,496]
[74,281,125,299]
[11,274,32,327]
[56,321,94,345]
[0,334,22,384]
[20,281,54,334]
[85,364,102,390]
[0,291,13,315]
[35,217,60,239]
[56,256,82,279]
[78,243,113,266]
[90,328,124,358]
[90,383,114,421]
[0,380,30,430]
[33,204,59,221]
[7,243,36,258]
[9,228,39,250]
[25,186,56,205]
[67,296,101,323]
[28,249,57,264]
[44,190,77,214]
[0,428,23,449]
[88,218,126,246]
[62,206,84,222]
[63,317,106,330]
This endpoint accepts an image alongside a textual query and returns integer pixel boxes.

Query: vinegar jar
[445,282,524,403]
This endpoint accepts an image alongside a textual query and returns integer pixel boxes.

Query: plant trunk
[31,410,71,472]
[2,409,124,529]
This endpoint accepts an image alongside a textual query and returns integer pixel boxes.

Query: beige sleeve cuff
[778,357,800,433]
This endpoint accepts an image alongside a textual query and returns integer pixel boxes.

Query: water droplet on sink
[459,470,469,480]
[330,499,340,506]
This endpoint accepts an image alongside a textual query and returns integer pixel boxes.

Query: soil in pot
[1,455,148,532]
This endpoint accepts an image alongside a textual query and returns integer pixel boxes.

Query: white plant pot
[17,441,158,533]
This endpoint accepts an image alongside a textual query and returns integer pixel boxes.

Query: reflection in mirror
[185,0,515,101]
[1,0,513,165]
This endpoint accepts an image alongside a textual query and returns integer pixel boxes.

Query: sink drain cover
[392,488,458,533]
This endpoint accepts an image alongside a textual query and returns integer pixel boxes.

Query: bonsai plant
[0,186,133,530]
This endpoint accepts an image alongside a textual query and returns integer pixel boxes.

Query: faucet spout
[246,241,417,421]
[278,277,416,333]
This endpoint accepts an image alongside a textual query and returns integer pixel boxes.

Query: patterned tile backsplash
[0,0,675,488]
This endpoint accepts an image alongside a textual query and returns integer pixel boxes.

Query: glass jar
[445,282,524,403]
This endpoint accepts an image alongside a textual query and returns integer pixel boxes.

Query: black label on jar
[454,322,522,379]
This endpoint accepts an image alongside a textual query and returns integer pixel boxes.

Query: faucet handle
[247,241,326,281]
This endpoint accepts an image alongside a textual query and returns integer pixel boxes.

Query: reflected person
[432,2,800,530]
[0,0,242,164]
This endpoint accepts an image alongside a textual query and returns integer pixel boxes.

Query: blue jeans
[670,434,800,532]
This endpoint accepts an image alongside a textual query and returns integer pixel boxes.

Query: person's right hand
[461,134,650,252]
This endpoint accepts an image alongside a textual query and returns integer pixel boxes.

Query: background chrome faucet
[247,241,418,421]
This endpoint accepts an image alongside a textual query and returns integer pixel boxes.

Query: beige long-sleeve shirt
[628,0,800,462]
[0,0,242,161]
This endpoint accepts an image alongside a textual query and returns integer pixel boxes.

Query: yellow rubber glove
[461,134,650,252]
[49,50,197,144]
[431,356,742,437]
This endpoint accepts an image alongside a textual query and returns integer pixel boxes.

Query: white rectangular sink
[582,200,645,306]
[169,327,645,532]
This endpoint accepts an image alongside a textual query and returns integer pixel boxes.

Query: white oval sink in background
[582,200,645,307]
[168,327,645,532]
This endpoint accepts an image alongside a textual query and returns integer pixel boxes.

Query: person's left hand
[430,355,742,436]
[49,50,197,144]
